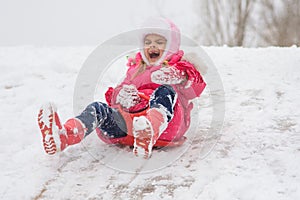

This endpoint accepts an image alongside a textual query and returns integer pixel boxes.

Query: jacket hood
[139,17,181,66]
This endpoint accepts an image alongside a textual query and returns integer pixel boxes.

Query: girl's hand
[151,67,186,85]
[116,84,140,108]
[173,61,202,89]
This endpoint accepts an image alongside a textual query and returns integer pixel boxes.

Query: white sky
[0,0,196,46]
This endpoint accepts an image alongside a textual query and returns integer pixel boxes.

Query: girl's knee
[155,85,176,96]
[88,102,107,109]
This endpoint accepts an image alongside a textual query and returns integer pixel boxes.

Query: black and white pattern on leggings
[76,102,127,138]
[75,85,177,139]
[149,85,177,122]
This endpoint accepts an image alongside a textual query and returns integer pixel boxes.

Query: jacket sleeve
[173,60,206,100]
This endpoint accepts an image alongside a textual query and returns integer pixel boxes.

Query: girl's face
[143,34,167,65]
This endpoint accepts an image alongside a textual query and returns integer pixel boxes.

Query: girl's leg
[75,102,127,138]
[38,102,127,155]
[149,84,177,122]
[132,85,177,158]
[62,102,127,149]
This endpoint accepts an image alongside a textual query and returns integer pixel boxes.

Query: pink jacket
[104,50,206,141]
[101,18,206,142]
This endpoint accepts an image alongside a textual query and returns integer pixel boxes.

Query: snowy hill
[0,46,299,200]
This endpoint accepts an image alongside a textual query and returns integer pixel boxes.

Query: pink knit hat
[139,17,181,66]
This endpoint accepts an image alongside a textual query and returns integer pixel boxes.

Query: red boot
[132,108,167,159]
[62,118,86,146]
[38,103,86,155]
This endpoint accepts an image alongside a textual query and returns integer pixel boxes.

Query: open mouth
[149,52,160,59]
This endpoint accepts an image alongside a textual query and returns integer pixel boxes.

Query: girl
[38,17,206,159]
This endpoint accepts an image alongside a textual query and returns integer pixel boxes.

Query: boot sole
[133,116,154,159]
[37,103,62,155]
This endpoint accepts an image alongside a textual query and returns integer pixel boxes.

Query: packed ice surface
[0,46,299,199]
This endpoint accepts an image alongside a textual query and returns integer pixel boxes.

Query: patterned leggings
[76,85,177,138]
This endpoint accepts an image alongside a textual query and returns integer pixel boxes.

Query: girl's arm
[173,60,206,100]
[105,77,132,106]
[150,58,206,100]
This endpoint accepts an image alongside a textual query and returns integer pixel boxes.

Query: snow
[0,46,300,199]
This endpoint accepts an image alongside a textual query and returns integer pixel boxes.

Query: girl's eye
[156,40,166,45]
[144,40,151,45]
[144,39,166,46]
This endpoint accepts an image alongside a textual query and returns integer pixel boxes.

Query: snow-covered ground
[0,46,299,200]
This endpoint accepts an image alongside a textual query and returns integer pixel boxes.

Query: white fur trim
[139,17,172,66]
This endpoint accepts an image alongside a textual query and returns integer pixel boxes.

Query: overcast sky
[0,0,196,46]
